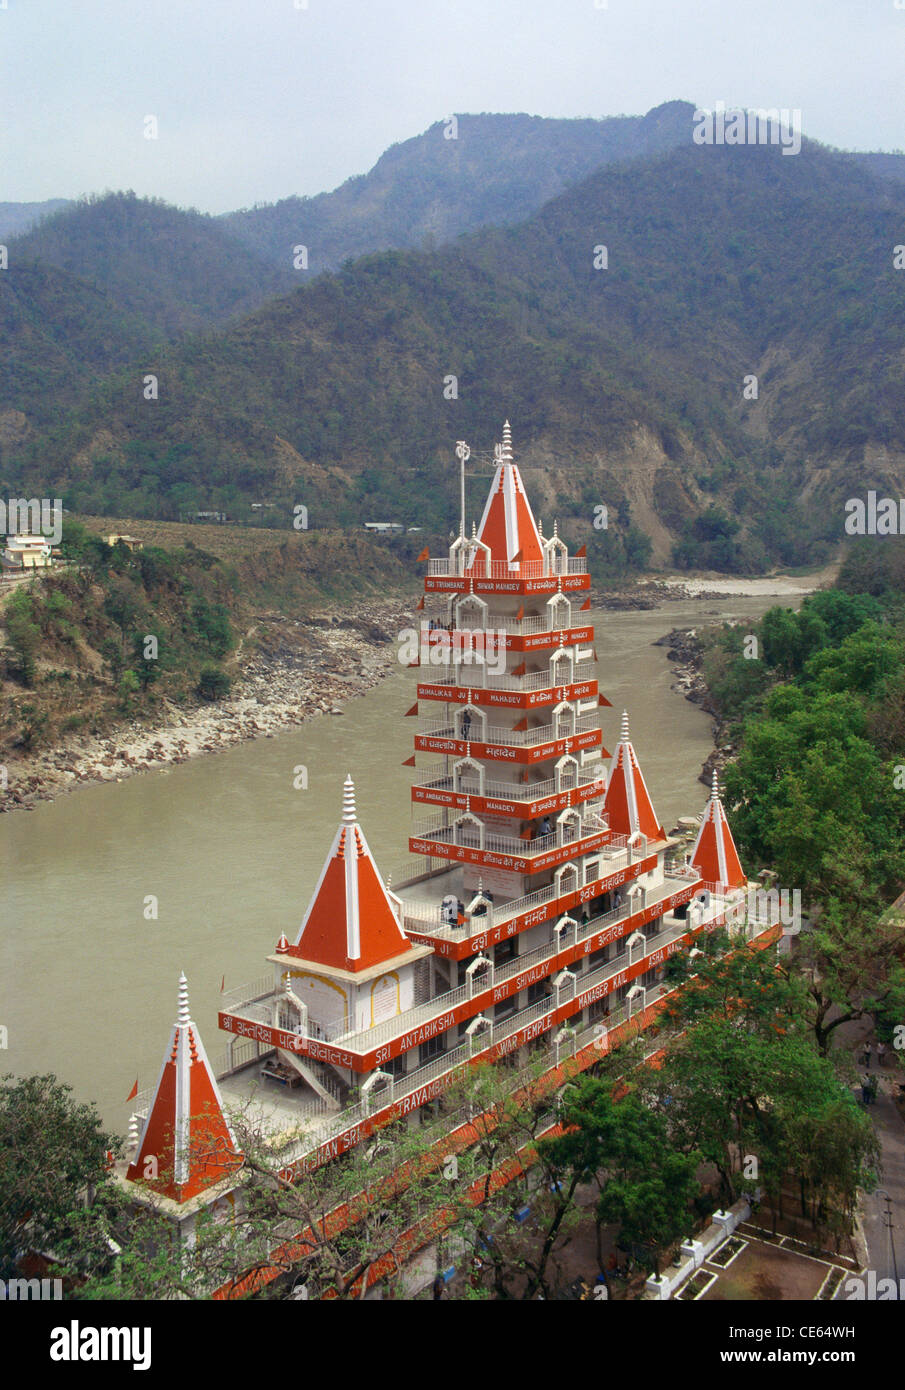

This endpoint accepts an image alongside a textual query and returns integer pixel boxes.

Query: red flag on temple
[126,1079,138,1102]
[417,547,429,562]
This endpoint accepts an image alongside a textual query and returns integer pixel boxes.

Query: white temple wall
[290,972,349,1035]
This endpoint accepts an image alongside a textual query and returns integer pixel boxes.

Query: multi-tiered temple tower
[118,422,773,1288]
[410,419,608,910]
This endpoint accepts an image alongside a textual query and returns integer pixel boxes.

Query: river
[1,593,800,1128]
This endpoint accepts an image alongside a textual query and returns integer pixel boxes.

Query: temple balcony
[411,763,605,814]
[219,907,689,1060]
[397,833,673,942]
[427,556,587,580]
[465,612,586,636]
[416,658,596,694]
[419,613,594,653]
[415,711,600,747]
[233,873,716,1054]
[409,808,607,855]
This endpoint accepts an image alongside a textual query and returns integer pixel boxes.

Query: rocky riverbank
[655,624,740,800]
[1,602,412,812]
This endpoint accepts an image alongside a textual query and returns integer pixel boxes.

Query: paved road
[859,1066,904,1291]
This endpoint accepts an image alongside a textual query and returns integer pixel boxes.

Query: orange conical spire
[603,710,665,841]
[472,420,544,567]
[126,973,241,1202]
[290,775,415,972]
[689,770,746,891]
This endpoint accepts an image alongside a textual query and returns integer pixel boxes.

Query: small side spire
[178,972,190,1026]
[342,773,357,823]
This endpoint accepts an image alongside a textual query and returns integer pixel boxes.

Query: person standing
[864,1041,874,1069]
[877,1040,887,1067]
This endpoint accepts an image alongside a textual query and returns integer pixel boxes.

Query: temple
[117,422,780,1283]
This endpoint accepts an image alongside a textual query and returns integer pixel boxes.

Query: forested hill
[6,193,294,338]
[221,102,696,273]
[0,193,295,433]
[8,135,904,572]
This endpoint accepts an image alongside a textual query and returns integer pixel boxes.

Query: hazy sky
[2,0,903,213]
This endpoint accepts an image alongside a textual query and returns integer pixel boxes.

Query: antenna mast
[455,440,470,538]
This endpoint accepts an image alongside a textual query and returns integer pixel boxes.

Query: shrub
[197,665,231,701]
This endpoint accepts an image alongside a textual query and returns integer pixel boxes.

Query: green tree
[103,576,144,655]
[4,592,41,686]
[0,1074,120,1280]
[543,1080,699,1281]
[131,631,162,691]
[197,665,231,701]
[724,685,905,904]
[118,669,140,709]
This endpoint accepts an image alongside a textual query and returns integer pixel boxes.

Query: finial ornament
[501,420,512,459]
[178,971,190,1026]
[620,710,630,742]
[128,1114,140,1156]
[342,773,356,823]
[711,767,720,800]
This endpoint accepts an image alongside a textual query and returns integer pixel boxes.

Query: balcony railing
[418,659,595,694]
[399,832,637,936]
[416,712,600,747]
[412,764,605,805]
[427,556,587,580]
[410,811,607,859]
